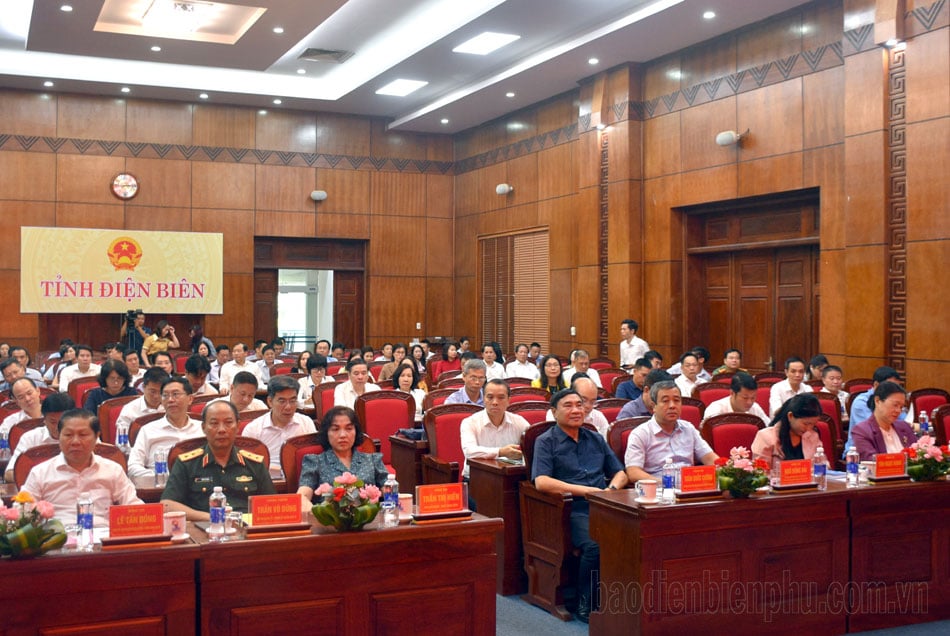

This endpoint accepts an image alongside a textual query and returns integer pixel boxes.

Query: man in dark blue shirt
[615,357,651,400]
[531,389,627,622]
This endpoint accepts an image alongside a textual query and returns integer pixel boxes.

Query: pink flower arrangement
[311,473,382,531]
[904,435,950,481]
[1,490,67,558]
[716,447,770,497]
[314,483,333,496]
[336,471,359,485]
[359,485,381,504]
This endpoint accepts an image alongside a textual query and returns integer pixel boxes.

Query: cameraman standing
[120,311,149,363]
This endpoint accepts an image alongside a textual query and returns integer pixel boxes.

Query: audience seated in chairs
[243,375,316,477]
[4,392,73,482]
[127,376,202,482]
[700,372,770,428]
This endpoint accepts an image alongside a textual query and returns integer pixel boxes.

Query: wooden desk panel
[3,543,199,635]
[199,518,501,636]
[389,435,427,495]
[468,458,528,595]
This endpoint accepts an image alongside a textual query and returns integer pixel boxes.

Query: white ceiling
[0,0,811,134]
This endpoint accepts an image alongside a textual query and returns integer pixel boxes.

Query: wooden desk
[5,541,199,635]
[588,480,950,635]
[198,517,502,635]
[468,457,528,595]
[389,434,427,494]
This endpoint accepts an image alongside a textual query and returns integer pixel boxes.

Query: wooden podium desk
[468,457,528,595]
[389,435,428,495]
[4,541,199,635]
[589,480,950,635]
[197,516,502,636]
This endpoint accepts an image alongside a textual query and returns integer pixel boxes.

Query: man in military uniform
[161,400,275,520]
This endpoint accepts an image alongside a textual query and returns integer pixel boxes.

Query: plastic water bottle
[381,473,399,527]
[0,433,11,482]
[116,423,131,457]
[918,411,929,437]
[208,486,227,542]
[661,457,676,504]
[153,448,168,487]
[813,445,827,491]
[76,492,94,551]
[846,447,860,488]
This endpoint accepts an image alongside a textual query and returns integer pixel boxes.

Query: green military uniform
[161,443,275,512]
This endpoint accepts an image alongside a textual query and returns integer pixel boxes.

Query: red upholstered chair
[607,416,650,461]
[846,391,868,420]
[376,380,394,390]
[167,436,268,471]
[711,371,736,382]
[436,370,462,385]
[930,405,949,445]
[128,412,166,447]
[14,443,128,489]
[437,377,465,390]
[506,377,532,387]
[813,414,841,469]
[700,413,765,457]
[596,368,627,397]
[280,432,376,492]
[272,362,295,376]
[97,395,140,444]
[507,402,552,425]
[188,393,220,418]
[326,363,344,376]
[519,421,574,621]
[174,354,188,374]
[67,377,100,413]
[692,382,732,407]
[0,400,20,422]
[844,378,873,393]
[313,382,341,421]
[814,391,844,442]
[588,357,615,371]
[909,388,950,423]
[332,373,348,382]
[806,379,824,390]
[355,390,414,465]
[422,388,456,411]
[755,372,786,384]
[680,397,705,429]
[9,417,44,451]
[593,398,629,425]
[509,387,551,404]
[756,386,772,415]
[420,403,481,484]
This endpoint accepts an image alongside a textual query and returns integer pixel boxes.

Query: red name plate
[415,483,465,514]
[250,494,302,526]
[109,503,164,538]
[875,453,906,478]
[679,465,718,492]
[779,459,813,486]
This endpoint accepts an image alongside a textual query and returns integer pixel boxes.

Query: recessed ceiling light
[60,4,72,12]
[296,68,306,75]
[151,45,162,52]
[272,98,282,105]
[703,11,716,20]
[43,81,54,88]
[440,118,449,125]
[375,79,428,97]
[452,31,520,55]
[198,93,209,99]
[272,26,284,34]
[120,87,131,93]
[588,57,599,65]
[505,91,515,98]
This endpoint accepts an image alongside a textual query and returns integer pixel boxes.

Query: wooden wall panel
[502,111,538,145]
[204,273,254,344]
[453,215,478,276]
[506,153,539,207]
[371,172,426,216]
[904,29,949,124]
[425,218,453,274]
[426,174,454,218]
[193,104,255,148]
[681,98,737,172]
[454,170,479,217]
[843,132,886,245]
[476,163,508,212]
[126,100,193,144]
[803,66,845,149]
[607,262,642,337]
[537,143,573,200]
[316,113,371,156]
[549,269,573,353]
[537,196,576,270]
[818,248,848,358]
[681,32,737,87]
[191,162,256,210]
[255,110,316,153]
[315,168,371,214]
[425,277,454,337]
[367,276,426,337]
[576,130,601,189]
[0,202,56,269]
[905,240,948,361]
[801,0,843,50]
[453,275,477,343]
[573,265,600,346]
[57,95,126,140]
[536,94,575,134]
[254,210,315,237]
[126,158,192,208]
[607,120,642,183]
[905,119,949,242]
[677,165,738,207]
[256,165,315,212]
[192,208,255,274]
[0,91,57,137]
[735,10,803,72]
[316,213,370,239]
[370,120,428,159]
[0,152,56,201]
[642,175,681,263]
[606,180,641,264]
[844,50,887,137]
[574,188,600,268]
[0,270,37,352]
[737,153,804,197]
[805,145,846,249]
[426,135,453,162]
[844,244,886,358]
[643,112,681,179]
[369,216,426,276]
[477,203,538,236]
[126,206,192,232]
[54,203,125,229]
[56,154,126,204]
[737,79,804,160]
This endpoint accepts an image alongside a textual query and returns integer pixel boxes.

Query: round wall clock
[111,173,139,200]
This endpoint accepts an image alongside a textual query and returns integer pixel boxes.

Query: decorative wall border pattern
[885,47,908,375]
[0,133,453,175]
[598,132,610,357]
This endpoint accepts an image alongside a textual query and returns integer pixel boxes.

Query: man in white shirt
[256,345,278,385]
[673,352,702,399]
[243,375,316,477]
[58,345,101,393]
[769,357,810,417]
[127,376,202,481]
[460,379,530,478]
[218,343,262,394]
[184,354,217,396]
[1,377,44,437]
[505,343,540,381]
[123,348,145,385]
[482,343,507,381]
[4,392,73,482]
[562,350,602,388]
[208,344,230,384]
[116,367,166,432]
[212,371,268,413]
[619,319,650,370]
[7,347,47,388]
[545,376,610,438]
[701,373,770,427]
[333,359,380,409]
[23,408,141,527]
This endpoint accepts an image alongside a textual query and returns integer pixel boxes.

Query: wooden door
[333,271,364,349]
[695,247,817,373]
[253,269,278,342]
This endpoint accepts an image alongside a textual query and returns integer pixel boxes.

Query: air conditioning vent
[298,48,354,64]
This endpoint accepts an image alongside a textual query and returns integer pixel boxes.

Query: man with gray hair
[243,375,316,477]
[623,380,718,483]
[561,349,602,388]
[545,376,609,438]
[444,358,487,406]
